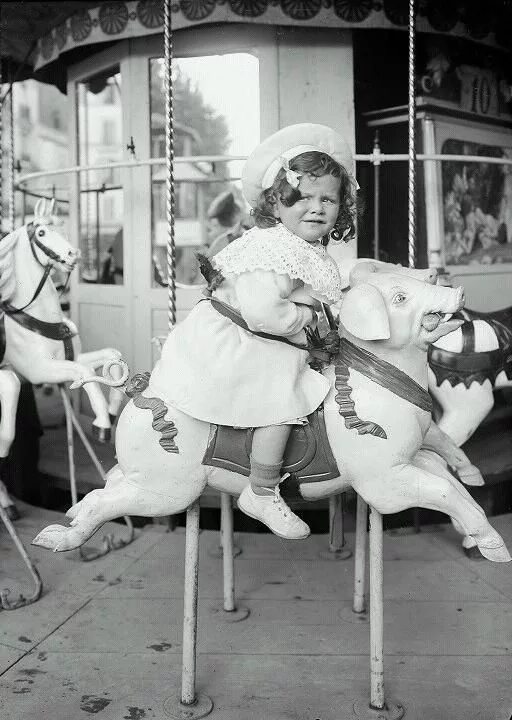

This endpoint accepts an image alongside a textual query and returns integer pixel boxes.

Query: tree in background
[151,60,230,157]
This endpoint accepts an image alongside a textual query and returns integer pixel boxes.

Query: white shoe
[237,484,310,540]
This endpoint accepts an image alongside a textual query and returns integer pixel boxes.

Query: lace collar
[212,224,342,303]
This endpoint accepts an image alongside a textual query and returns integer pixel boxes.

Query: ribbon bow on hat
[281,157,302,189]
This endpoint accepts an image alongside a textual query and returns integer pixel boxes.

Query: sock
[249,456,282,496]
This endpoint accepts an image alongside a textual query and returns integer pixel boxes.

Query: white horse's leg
[0,370,21,517]
[0,369,21,458]
[76,348,122,367]
[13,357,111,434]
[429,372,494,447]
[362,463,510,563]
[76,348,124,419]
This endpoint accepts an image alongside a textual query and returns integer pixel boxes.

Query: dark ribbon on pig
[338,338,433,414]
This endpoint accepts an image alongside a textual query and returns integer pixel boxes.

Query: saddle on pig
[33,272,510,563]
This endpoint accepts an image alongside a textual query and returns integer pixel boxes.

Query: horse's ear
[34,198,46,219]
[49,198,56,216]
[339,283,390,340]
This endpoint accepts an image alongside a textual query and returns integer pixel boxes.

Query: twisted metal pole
[407,0,416,268]
[8,73,14,230]
[0,12,3,235]
[164,0,176,329]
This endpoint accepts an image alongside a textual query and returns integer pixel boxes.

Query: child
[150,123,357,539]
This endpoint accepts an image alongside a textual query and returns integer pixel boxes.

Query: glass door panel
[77,66,124,284]
[149,53,260,288]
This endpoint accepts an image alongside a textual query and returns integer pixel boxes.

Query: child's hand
[294,303,317,328]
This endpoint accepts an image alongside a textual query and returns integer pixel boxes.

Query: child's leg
[237,424,310,540]
[250,425,290,495]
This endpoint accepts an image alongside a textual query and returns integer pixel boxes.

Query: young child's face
[273,173,341,244]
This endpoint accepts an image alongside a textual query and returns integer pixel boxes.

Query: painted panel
[448,268,512,312]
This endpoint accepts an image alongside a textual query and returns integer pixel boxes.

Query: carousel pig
[33,272,510,563]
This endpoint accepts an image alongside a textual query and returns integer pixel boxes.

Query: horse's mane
[0,227,20,302]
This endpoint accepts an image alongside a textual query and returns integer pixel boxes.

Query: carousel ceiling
[1,0,511,89]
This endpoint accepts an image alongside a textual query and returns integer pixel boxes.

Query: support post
[353,495,368,614]
[369,507,384,710]
[164,501,213,719]
[0,505,43,610]
[216,493,249,622]
[221,492,235,612]
[353,507,404,719]
[181,501,200,706]
[208,492,241,559]
[319,494,352,560]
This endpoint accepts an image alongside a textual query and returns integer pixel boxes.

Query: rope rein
[164,0,176,329]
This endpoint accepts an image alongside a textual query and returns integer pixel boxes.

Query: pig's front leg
[422,422,484,486]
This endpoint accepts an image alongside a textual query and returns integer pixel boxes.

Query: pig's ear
[349,260,379,287]
[339,283,390,340]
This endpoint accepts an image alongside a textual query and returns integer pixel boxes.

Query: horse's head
[25,199,80,273]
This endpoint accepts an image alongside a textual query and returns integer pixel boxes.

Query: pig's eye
[392,291,407,304]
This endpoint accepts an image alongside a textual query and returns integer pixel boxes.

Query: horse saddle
[202,406,339,490]
[428,309,512,388]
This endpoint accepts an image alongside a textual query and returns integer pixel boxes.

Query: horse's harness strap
[203,297,308,351]
[461,321,475,353]
[428,345,512,387]
[6,264,53,313]
[0,305,76,360]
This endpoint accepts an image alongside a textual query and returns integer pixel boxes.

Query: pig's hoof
[457,466,485,487]
[92,425,111,444]
[32,524,83,552]
[108,413,117,425]
[477,540,511,563]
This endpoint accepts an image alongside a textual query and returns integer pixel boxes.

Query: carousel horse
[33,271,510,563]
[0,199,124,520]
[428,305,512,446]
[427,302,512,557]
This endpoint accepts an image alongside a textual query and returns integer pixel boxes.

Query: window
[149,53,260,287]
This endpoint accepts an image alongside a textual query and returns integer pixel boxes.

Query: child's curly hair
[252,151,357,244]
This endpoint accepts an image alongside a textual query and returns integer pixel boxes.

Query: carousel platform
[1,502,511,720]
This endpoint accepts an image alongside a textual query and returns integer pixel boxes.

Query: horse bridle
[1,221,74,313]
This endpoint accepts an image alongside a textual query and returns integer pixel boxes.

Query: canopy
[1,1,511,91]
[1,3,98,80]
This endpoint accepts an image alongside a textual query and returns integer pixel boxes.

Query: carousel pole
[406,0,421,537]
[8,62,14,231]
[407,0,417,271]
[355,4,416,717]
[163,1,212,716]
